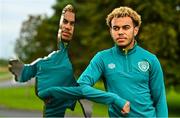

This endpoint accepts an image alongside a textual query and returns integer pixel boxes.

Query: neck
[122,39,135,51]
[57,39,70,50]
[63,42,69,47]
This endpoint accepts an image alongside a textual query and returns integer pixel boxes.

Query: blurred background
[0,0,180,117]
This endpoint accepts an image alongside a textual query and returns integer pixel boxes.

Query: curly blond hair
[106,6,141,28]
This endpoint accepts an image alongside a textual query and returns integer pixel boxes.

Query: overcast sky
[0,0,56,59]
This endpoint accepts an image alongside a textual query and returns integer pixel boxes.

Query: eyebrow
[113,24,130,27]
[64,18,75,23]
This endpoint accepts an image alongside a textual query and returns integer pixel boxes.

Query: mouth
[62,31,71,37]
[116,37,126,42]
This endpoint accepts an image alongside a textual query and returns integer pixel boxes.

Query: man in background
[9,4,92,117]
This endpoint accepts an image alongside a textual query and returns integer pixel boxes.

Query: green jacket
[39,43,168,117]
[19,42,77,117]
[78,43,168,117]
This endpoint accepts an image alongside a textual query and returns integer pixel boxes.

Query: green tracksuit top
[78,43,168,117]
[38,42,168,117]
[18,42,77,116]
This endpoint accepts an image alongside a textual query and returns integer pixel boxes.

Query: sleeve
[80,85,127,110]
[19,58,41,82]
[38,52,127,110]
[149,56,168,117]
[77,52,105,86]
[78,52,127,109]
[38,85,126,110]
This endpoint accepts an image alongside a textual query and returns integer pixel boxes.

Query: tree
[15,15,45,62]
[15,0,180,88]
[127,0,180,88]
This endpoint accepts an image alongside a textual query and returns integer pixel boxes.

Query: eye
[70,21,75,26]
[112,26,119,31]
[63,19,68,24]
[122,25,130,30]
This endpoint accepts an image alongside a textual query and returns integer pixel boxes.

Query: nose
[118,28,124,35]
[64,23,72,30]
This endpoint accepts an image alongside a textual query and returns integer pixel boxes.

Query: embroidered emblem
[138,61,149,72]
[108,63,116,69]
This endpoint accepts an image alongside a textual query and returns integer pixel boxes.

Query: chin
[117,43,125,46]
[61,38,71,42]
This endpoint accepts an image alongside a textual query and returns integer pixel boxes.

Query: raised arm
[9,58,40,82]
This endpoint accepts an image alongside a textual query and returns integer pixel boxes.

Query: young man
[38,6,168,117]
[9,4,91,117]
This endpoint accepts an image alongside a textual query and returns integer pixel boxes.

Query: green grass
[0,67,12,81]
[0,83,180,117]
[0,85,108,116]
[66,101,108,117]
[0,86,43,111]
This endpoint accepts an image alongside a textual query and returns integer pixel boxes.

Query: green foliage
[0,59,8,66]
[167,86,180,116]
[15,0,180,87]
[15,15,47,63]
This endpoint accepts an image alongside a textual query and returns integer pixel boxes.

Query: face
[58,11,75,42]
[110,16,139,49]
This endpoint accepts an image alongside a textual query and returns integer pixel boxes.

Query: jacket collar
[115,41,137,55]
[58,41,69,52]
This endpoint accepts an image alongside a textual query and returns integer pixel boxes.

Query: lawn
[0,86,44,111]
[0,66,12,81]
[0,67,179,117]
[0,85,108,117]
[0,84,180,117]
[0,66,108,116]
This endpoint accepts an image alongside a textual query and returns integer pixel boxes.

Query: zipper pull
[123,48,128,55]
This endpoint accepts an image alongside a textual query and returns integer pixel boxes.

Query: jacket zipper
[123,49,129,72]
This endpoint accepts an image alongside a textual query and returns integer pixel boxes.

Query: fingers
[121,101,130,115]
[9,59,18,65]
[8,65,18,81]
[8,64,16,76]
[44,98,52,104]
[8,59,16,73]
[8,64,12,72]
[14,75,18,81]
[8,59,22,81]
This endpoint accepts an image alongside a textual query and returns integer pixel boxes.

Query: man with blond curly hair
[39,6,168,117]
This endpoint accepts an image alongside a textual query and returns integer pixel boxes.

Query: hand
[44,97,52,104]
[8,59,24,81]
[121,101,130,115]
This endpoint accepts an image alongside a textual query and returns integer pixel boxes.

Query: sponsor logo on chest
[108,63,116,69]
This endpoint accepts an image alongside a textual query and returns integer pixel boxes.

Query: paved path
[0,80,92,117]
[0,107,42,117]
[0,79,34,88]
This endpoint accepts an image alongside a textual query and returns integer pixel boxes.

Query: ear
[134,26,139,36]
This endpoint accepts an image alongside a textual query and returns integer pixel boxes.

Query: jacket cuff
[113,95,127,109]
